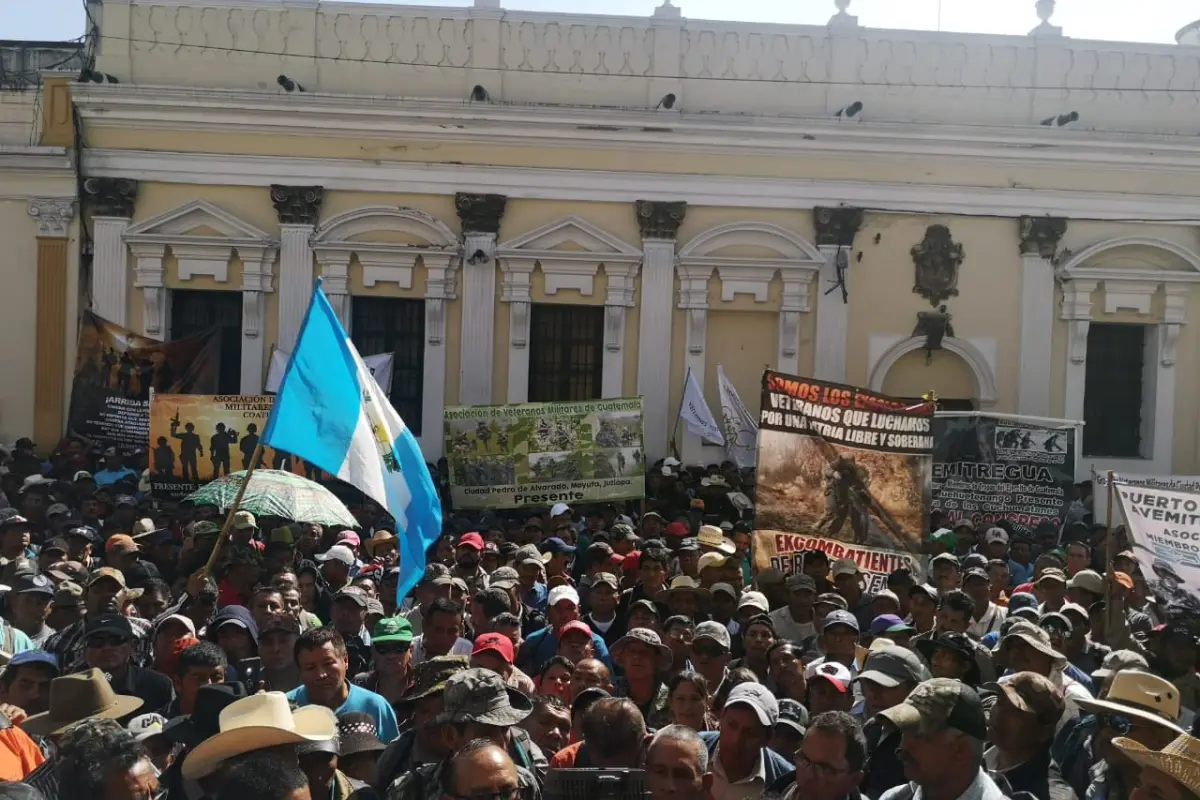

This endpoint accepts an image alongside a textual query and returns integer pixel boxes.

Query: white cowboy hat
[1076,670,1186,735]
[181,691,337,780]
[1114,733,1200,799]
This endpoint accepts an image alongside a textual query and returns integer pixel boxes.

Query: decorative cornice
[83,176,137,218]
[1019,216,1067,258]
[455,193,507,235]
[27,198,76,237]
[270,185,324,226]
[813,206,864,248]
[635,200,687,240]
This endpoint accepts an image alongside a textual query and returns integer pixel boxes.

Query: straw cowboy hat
[21,668,143,736]
[181,691,337,780]
[660,576,711,604]
[1077,670,1186,735]
[1114,733,1200,798]
[364,530,397,558]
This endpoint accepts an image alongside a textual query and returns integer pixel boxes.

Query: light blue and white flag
[263,281,442,603]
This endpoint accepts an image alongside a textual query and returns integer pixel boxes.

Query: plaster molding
[313,205,459,248]
[867,335,999,408]
[27,198,76,238]
[498,216,641,298]
[1058,236,1200,277]
[84,149,1200,224]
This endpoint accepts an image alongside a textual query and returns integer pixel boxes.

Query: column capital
[455,193,507,234]
[28,198,76,238]
[813,206,863,248]
[635,200,687,240]
[83,177,137,218]
[1019,216,1067,258]
[270,185,325,226]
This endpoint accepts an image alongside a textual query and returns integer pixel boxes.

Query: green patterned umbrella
[186,469,358,528]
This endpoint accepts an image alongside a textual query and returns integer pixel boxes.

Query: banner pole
[1105,470,1117,635]
[1106,469,1115,530]
[670,367,690,461]
[202,442,265,577]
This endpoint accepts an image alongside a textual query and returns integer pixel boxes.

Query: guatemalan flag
[263,280,442,603]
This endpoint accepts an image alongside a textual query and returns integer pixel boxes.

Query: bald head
[570,657,613,698]
[445,739,519,798]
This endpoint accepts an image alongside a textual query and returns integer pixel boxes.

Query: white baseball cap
[316,545,356,566]
[738,590,769,612]
[984,527,1009,545]
[548,585,580,608]
[128,713,168,742]
[550,503,572,518]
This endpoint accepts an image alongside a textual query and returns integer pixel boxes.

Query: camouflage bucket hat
[429,667,533,727]
[878,677,988,740]
[610,627,673,672]
[395,655,468,708]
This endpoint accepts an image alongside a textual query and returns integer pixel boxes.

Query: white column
[1018,252,1055,416]
[459,232,498,405]
[1152,285,1186,466]
[422,254,457,460]
[128,243,166,340]
[507,300,531,404]
[677,264,712,464]
[638,238,676,457]
[602,306,627,398]
[814,244,849,382]
[241,291,266,394]
[92,217,131,325]
[779,271,813,375]
[277,224,316,352]
[318,254,352,329]
[1060,280,1097,424]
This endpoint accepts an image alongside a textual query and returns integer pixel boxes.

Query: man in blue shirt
[287,626,399,742]
[93,447,138,488]
[515,585,610,675]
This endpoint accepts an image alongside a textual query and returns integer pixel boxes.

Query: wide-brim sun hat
[1113,733,1200,798]
[21,668,144,737]
[610,627,673,671]
[181,692,337,780]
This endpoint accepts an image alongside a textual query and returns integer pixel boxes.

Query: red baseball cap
[559,620,593,641]
[336,531,361,548]
[472,632,514,664]
[665,522,689,538]
[458,532,485,551]
[622,551,642,571]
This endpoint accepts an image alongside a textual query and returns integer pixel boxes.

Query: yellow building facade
[46,0,1200,479]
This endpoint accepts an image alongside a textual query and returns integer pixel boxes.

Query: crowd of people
[0,441,1191,800]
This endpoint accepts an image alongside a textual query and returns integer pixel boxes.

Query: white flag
[267,349,394,394]
[1113,482,1200,615]
[718,365,758,468]
[679,370,724,445]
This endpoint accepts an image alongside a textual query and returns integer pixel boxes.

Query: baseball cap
[540,537,576,556]
[738,591,769,613]
[457,532,484,551]
[931,552,961,568]
[963,568,990,585]
[1067,569,1105,595]
[488,567,520,589]
[52,581,83,607]
[12,574,53,597]
[857,645,931,688]
[693,620,732,651]
[1035,568,1068,586]
[8,650,58,673]
[45,504,69,518]
[128,713,169,742]
[806,661,853,693]
[85,614,135,640]
[868,614,913,637]
[710,582,737,599]
[953,518,976,531]
[815,592,849,611]
[430,668,533,727]
[984,527,1009,545]
[987,672,1066,727]
[87,566,127,589]
[558,620,593,641]
[260,615,301,637]
[879,677,988,739]
[590,572,620,591]
[823,609,860,633]
[725,683,779,727]
[777,698,809,736]
[831,558,861,578]
[698,552,728,572]
[105,535,140,556]
[1007,592,1039,612]
[231,511,257,530]
[316,545,356,566]
[550,503,572,517]
[787,573,817,593]
[336,531,361,549]
[548,585,580,608]
[333,587,369,608]
[1092,649,1149,682]
[73,470,94,482]
[0,516,29,530]
[472,632,515,665]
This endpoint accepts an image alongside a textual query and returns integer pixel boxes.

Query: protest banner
[1094,472,1200,526]
[752,530,921,594]
[444,397,644,509]
[148,394,317,498]
[931,415,1076,533]
[67,311,219,452]
[1112,482,1200,615]
[754,371,934,584]
[718,365,758,469]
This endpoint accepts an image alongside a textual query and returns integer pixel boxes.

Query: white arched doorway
[868,336,998,408]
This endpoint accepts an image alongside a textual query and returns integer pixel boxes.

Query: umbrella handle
[203,442,266,577]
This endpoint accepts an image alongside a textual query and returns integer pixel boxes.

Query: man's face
[1010,542,1031,564]
[646,738,710,800]
[456,546,480,571]
[1066,546,1090,576]
[137,589,170,622]
[570,659,611,698]
[216,625,255,662]
[768,647,806,698]
[470,651,510,680]
[9,592,50,630]
[833,573,860,598]
[0,664,53,714]
[1035,580,1065,609]
[931,647,970,681]
[988,695,1042,754]
[709,592,735,623]
[936,607,970,634]
[176,664,225,709]
[988,564,1010,593]
[617,641,658,682]
[252,593,286,629]
[788,588,815,615]
[547,600,579,630]
[808,679,851,714]
[794,727,862,800]
[331,599,366,636]
[425,610,462,657]
[908,592,934,622]
[86,578,123,615]
[629,608,660,633]
[558,631,593,663]
[260,630,299,670]
[732,533,751,557]
[861,680,912,717]
[963,578,989,612]
[640,560,667,591]
[518,563,542,587]
[298,642,349,704]
[86,631,134,671]
[743,623,775,659]
[1,526,29,554]
[677,551,700,578]
[690,638,731,684]
[719,706,768,763]
[667,591,698,620]
[932,563,960,592]
[103,758,159,800]
[525,703,572,756]
[589,583,618,616]
[1003,639,1053,676]
[898,729,960,785]
[821,624,857,660]
[986,541,1009,560]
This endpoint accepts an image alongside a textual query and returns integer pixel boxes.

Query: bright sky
[4,0,1196,45]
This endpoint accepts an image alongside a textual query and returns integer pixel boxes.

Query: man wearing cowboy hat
[385,668,544,800]
[364,531,398,568]
[1073,671,1188,800]
[1113,732,1200,800]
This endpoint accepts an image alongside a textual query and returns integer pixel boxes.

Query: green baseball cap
[372,616,414,645]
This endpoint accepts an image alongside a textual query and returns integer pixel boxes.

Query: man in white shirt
[963,568,1006,638]
[769,574,817,644]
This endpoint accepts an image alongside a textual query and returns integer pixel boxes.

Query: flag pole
[669,367,691,460]
[1104,470,1118,636]
[202,442,266,576]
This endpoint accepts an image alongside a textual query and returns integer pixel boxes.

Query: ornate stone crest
[270,185,324,226]
[813,206,863,248]
[911,225,964,306]
[455,193,507,234]
[1019,216,1067,259]
[83,177,138,218]
[635,200,687,240]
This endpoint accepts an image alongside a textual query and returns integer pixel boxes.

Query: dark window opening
[170,289,242,395]
[350,296,425,435]
[528,303,605,402]
[1083,323,1145,458]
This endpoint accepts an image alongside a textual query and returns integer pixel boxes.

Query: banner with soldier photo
[931,415,1076,534]
[148,394,319,499]
[443,398,645,510]
[1112,482,1200,615]
[67,311,220,451]
[755,371,934,582]
[752,530,922,593]
[1094,472,1200,527]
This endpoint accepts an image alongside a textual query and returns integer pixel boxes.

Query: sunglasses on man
[374,642,411,656]
[87,634,132,648]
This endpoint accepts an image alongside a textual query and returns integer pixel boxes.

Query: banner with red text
[753,530,923,592]
[755,371,934,560]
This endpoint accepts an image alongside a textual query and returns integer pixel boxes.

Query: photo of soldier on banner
[1112,481,1200,616]
[754,371,933,591]
[149,394,319,498]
